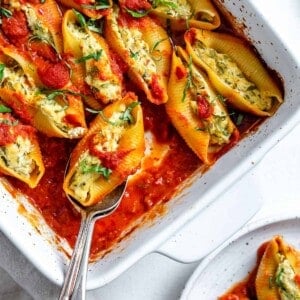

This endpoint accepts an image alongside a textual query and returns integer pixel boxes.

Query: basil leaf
[0,64,5,81]
[0,104,12,113]
[73,9,86,28]
[125,8,150,18]
[80,161,112,179]
[119,102,140,124]
[76,50,102,63]
[82,0,111,10]
[0,7,12,18]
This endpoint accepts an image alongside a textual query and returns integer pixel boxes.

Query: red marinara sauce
[7,101,200,257]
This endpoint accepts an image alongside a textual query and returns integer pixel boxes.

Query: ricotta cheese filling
[2,66,36,98]
[22,5,55,46]
[0,136,35,178]
[1,63,83,136]
[194,41,272,111]
[69,108,127,202]
[69,151,103,202]
[111,8,157,83]
[188,63,231,144]
[67,22,121,100]
[37,96,85,137]
[153,0,192,19]
[275,254,300,300]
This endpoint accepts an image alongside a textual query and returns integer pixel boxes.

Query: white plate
[181,214,300,300]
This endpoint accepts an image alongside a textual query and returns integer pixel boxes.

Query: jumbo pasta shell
[63,92,145,206]
[25,0,64,53]
[151,0,220,31]
[0,115,45,188]
[255,236,300,300]
[166,48,237,164]
[63,9,123,104]
[105,6,171,105]
[185,28,283,116]
[57,0,112,19]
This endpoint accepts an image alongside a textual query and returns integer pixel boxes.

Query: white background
[0,0,300,299]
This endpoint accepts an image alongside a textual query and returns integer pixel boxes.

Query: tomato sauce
[6,100,200,257]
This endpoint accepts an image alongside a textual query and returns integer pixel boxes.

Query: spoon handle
[59,211,95,300]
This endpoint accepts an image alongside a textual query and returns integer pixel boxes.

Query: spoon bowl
[58,174,127,300]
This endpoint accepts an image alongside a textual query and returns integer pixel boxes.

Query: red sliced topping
[196,94,213,119]
[175,66,187,80]
[122,0,151,11]
[150,75,164,104]
[295,274,300,286]
[0,113,35,146]
[28,41,57,62]
[1,10,29,46]
[37,61,70,89]
[74,0,93,4]
[90,147,130,170]
[185,28,197,45]
[63,113,82,127]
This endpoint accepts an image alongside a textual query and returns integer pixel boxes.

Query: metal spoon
[59,168,127,300]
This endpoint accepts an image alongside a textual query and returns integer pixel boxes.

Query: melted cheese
[111,8,157,83]
[0,136,35,178]
[194,41,272,111]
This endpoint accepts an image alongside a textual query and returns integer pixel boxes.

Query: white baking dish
[0,0,300,290]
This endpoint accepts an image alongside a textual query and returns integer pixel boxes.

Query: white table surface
[0,0,300,299]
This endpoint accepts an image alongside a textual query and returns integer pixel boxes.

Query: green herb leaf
[151,38,168,53]
[0,7,12,18]
[0,63,5,81]
[0,104,12,113]
[80,161,112,179]
[119,102,140,124]
[87,19,103,33]
[76,50,102,63]
[40,0,46,3]
[73,9,87,27]
[82,0,111,10]
[236,113,244,126]
[125,8,150,18]
[129,49,139,59]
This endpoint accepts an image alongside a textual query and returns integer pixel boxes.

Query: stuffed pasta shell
[63,92,144,206]
[185,28,283,117]
[57,0,112,19]
[255,236,300,300]
[166,48,238,164]
[63,9,123,104]
[0,51,87,139]
[151,0,220,31]
[105,6,172,105]
[0,104,44,188]
[1,0,63,53]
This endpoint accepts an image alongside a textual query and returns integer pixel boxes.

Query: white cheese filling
[188,64,231,144]
[275,254,300,300]
[111,7,157,83]
[67,22,121,101]
[194,41,272,111]
[0,136,35,178]
[154,0,192,19]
